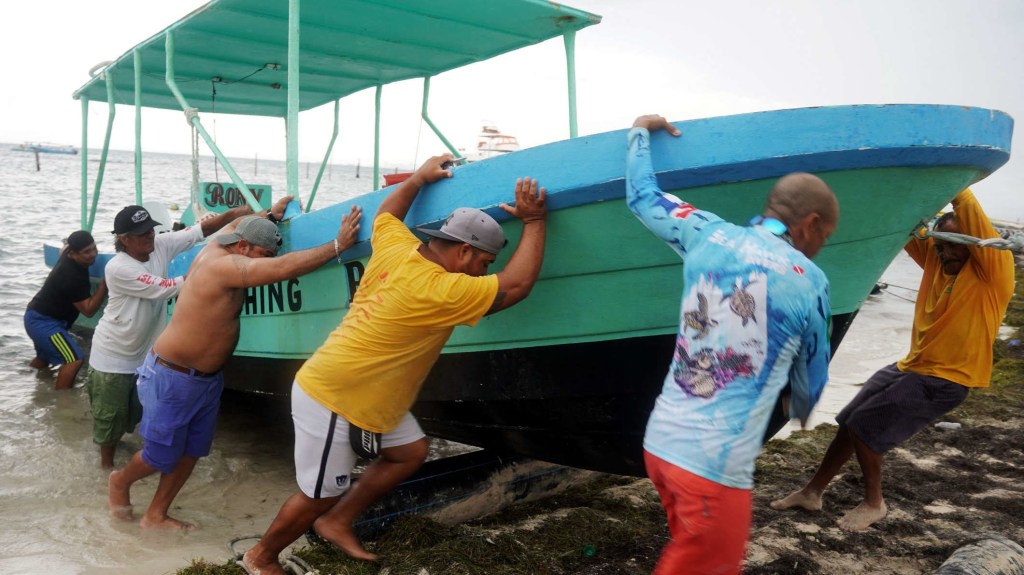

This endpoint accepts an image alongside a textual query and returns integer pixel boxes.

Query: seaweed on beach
[177,274,1024,575]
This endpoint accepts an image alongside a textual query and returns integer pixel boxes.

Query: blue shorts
[137,353,223,474]
[24,309,82,366]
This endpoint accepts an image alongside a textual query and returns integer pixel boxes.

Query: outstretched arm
[488,178,547,315]
[376,155,453,222]
[218,204,362,288]
[202,195,295,237]
[626,115,720,258]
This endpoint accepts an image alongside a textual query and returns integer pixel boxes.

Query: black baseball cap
[113,205,161,235]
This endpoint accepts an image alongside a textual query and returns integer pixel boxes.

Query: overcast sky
[3,0,1022,220]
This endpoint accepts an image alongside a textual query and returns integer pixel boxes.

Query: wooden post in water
[34,151,40,172]
[355,158,360,178]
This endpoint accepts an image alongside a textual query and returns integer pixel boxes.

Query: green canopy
[72,0,601,117]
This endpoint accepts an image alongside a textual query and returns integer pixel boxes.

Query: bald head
[763,173,838,259]
[764,173,838,229]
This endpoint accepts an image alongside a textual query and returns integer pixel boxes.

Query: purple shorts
[837,363,968,454]
[136,353,223,474]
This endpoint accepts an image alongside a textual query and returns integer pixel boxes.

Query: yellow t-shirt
[897,188,1015,388]
[296,213,499,432]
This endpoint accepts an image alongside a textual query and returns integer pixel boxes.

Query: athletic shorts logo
[335,474,349,488]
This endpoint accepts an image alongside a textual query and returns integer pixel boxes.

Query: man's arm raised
[488,178,547,315]
[201,195,295,238]
[376,155,453,221]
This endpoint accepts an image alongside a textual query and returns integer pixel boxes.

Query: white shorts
[291,381,425,499]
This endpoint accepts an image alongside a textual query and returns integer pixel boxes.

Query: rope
[914,220,1024,253]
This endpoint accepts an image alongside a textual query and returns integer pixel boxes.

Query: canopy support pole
[563,29,578,139]
[134,49,143,205]
[421,77,462,159]
[87,72,117,232]
[307,99,340,213]
[373,85,381,191]
[80,97,89,229]
[165,31,262,213]
[286,0,301,203]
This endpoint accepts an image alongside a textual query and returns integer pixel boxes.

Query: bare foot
[837,500,887,531]
[29,358,47,369]
[242,548,286,575]
[313,517,378,561]
[107,470,134,521]
[770,489,823,512]
[139,514,195,530]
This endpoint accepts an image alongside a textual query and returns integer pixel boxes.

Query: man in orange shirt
[771,188,1014,531]
[244,154,548,574]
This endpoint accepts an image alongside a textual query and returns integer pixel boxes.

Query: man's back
[297,213,498,434]
[643,217,830,489]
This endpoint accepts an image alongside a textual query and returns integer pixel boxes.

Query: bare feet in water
[139,513,195,530]
[837,501,887,531]
[242,548,286,575]
[313,517,378,561]
[769,488,823,512]
[107,470,133,521]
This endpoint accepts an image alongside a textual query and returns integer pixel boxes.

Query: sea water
[0,144,922,574]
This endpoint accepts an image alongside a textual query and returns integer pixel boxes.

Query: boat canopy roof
[72,0,601,117]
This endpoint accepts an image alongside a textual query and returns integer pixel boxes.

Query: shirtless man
[107,203,362,529]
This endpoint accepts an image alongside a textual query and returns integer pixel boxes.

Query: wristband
[267,210,280,224]
[333,238,342,264]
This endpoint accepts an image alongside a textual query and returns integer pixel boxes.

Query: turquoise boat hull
[64,104,1012,476]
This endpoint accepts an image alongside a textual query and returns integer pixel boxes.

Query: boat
[460,122,520,163]
[64,0,1013,477]
[14,142,78,155]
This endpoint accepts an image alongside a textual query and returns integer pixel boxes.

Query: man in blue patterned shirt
[627,114,837,575]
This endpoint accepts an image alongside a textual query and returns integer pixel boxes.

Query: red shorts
[644,451,752,575]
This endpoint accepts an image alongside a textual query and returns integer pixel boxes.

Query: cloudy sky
[3,0,1022,219]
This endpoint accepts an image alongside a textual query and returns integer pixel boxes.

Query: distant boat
[461,122,520,163]
[13,142,78,155]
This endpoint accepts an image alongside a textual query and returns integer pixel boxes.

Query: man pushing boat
[243,153,547,572]
[627,114,838,575]
[770,187,1014,531]
[106,201,363,530]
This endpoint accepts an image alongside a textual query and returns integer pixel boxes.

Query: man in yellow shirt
[244,154,547,573]
[771,188,1014,531]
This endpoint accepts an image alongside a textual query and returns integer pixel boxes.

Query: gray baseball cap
[217,216,282,252]
[417,208,507,254]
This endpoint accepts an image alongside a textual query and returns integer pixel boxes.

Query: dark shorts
[24,309,82,366]
[137,353,223,474]
[837,363,968,454]
[86,368,142,445]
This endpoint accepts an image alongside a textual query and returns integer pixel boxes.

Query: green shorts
[86,368,143,446]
